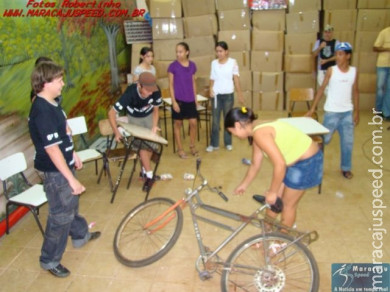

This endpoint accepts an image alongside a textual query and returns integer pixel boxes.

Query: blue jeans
[40,171,90,270]
[375,67,390,117]
[323,111,354,171]
[210,93,234,147]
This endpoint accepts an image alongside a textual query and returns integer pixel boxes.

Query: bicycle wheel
[221,232,319,292]
[114,197,183,267]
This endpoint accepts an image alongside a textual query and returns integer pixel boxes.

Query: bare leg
[280,187,305,228]
[139,149,153,172]
[188,118,198,154]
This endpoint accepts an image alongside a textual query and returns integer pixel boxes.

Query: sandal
[177,149,188,159]
[341,171,353,179]
[189,145,199,157]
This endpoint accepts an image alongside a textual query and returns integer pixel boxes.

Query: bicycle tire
[221,232,319,292]
[113,197,183,267]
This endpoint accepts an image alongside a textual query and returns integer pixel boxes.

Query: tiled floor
[0,110,389,291]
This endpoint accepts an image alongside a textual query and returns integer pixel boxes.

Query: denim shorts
[283,150,324,190]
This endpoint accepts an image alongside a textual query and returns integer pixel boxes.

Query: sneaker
[226,145,233,151]
[142,178,155,192]
[47,264,70,278]
[206,146,219,152]
[269,242,287,256]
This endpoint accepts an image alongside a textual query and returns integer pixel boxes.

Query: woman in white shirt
[207,41,244,152]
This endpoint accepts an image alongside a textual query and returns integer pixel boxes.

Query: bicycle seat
[253,195,283,213]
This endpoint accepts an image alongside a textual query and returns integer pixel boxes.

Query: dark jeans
[40,170,90,270]
[210,93,234,147]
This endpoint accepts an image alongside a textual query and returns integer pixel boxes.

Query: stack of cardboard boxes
[251,9,285,111]
[149,0,183,89]
[129,0,389,111]
[284,0,320,111]
[215,0,252,106]
[353,0,390,109]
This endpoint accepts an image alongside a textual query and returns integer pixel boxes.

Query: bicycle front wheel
[114,197,183,267]
[221,232,319,292]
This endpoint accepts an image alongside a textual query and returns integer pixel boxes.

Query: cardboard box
[238,70,252,92]
[154,60,173,78]
[191,55,214,76]
[356,9,390,32]
[183,14,218,38]
[288,0,321,12]
[357,0,390,8]
[182,0,215,17]
[131,43,151,73]
[285,54,313,73]
[324,9,357,32]
[218,30,251,51]
[150,0,181,18]
[252,10,286,31]
[234,90,252,108]
[215,0,247,11]
[351,52,378,73]
[359,93,376,110]
[152,18,184,40]
[184,36,215,58]
[195,75,210,96]
[251,51,283,72]
[218,9,251,31]
[252,72,284,92]
[252,30,284,51]
[333,31,355,46]
[229,51,251,71]
[323,0,357,10]
[285,73,316,91]
[252,91,284,111]
[286,11,319,34]
[285,33,317,54]
[153,39,182,61]
[354,32,380,52]
[358,73,377,93]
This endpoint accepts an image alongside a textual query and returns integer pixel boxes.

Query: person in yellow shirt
[374,26,390,119]
[225,107,323,228]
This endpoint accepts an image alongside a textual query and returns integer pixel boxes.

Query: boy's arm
[151,106,160,134]
[108,107,123,142]
[306,67,332,116]
[45,145,85,195]
[353,70,360,125]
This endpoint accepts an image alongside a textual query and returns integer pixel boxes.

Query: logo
[332,263,389,291]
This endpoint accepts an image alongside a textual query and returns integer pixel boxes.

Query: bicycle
[114,159,320,291]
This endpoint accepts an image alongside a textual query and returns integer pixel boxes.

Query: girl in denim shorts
[225,107,323,228]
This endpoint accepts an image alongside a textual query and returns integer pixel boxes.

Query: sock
[146,171,153,179]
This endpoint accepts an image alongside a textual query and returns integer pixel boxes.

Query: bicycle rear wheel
[221,232,319,292]
[114,197,183,267]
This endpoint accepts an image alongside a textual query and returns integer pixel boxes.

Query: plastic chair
[0,152,47,236]
[288,88,318,120]
[96,119,137,200]
[67,116,103,175]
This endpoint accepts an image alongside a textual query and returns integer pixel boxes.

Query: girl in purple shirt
[168,42,199,158]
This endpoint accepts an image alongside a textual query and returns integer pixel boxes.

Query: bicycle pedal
[198,271,212,281]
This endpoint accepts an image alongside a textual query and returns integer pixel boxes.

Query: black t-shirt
[113,83,162,117]
[319,38,336,70]
[28,97,74,172]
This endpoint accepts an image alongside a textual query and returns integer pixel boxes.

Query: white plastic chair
[67,116,103,174]
[0,152,47,236]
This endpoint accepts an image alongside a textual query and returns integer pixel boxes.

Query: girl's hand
[234,184,246,196]
[172,102,180,113]
[209,89,215,98]
[265,190,277,205]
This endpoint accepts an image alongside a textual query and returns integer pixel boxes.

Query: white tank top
[325,65,356,112]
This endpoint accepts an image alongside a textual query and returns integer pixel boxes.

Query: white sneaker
[226,145,233,151]
[206,146,219,152]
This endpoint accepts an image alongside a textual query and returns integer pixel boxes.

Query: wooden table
[111,120,168,202]
[162,94,210,153]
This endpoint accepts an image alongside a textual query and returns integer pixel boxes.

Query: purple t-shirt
[167,60,197,102]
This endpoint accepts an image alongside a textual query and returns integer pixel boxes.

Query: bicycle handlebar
[253,194,283,213]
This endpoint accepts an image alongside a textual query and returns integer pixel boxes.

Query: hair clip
[241,107,247,113]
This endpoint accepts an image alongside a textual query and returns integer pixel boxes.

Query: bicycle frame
[144,171,318,272]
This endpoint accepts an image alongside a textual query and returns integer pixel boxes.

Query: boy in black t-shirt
[108,72,162,192]
[29,62,100,278]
